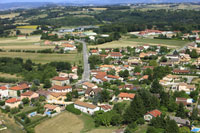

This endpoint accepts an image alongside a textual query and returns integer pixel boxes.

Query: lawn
[0,52,82,64]
[89,38,189,49]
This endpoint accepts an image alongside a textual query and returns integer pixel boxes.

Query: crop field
[89,38,189,49]
[0,52,82,64]
[16,25,38,29]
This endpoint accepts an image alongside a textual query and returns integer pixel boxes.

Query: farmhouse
[5,98,21,108]
[44,104,61,113]
[74,101,100,115]
[144,109,162,121]
[51,76,70,86]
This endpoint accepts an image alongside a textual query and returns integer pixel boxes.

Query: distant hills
[1,0,200,11]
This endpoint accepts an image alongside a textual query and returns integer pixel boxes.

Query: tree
[66,92,72,101]
[150,79,163,94]
[22,98,30,105]
[17,90,21,97]
[146,126,160,133]
[16,30,21,35]
[160,56,167,62]
[43,79,51,88]
[179,126,190,133]
[111,112,122,126]
[123,95,146,124]
[149,60,158,66]
[134,66,141,73]
[72,90,79,98]
[190,49,198,58]
[119,70,129,78]
[99,90,110,103]
[176,103,186,118]
[24,59,33,71]
[25,117,31,124]
[0,100,5,106]
[30,83,38,92]
[165,118,179,133]
[190,108,198,121]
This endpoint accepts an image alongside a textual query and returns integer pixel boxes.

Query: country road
[75,40,90,82]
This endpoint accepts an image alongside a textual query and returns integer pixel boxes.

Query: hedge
[66,104,81,115]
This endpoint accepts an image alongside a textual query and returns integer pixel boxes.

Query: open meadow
[35,112,117,133]
[89,38,189,49]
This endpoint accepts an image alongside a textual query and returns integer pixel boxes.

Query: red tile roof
[0,86,7,90]
[21,91,34,96]
[107,75,119,79]
[146,109,162,117]
[6,98,20,103]
[119,93,135,99]
[74,101,97,109]
[100,105,112,110]
[52,76,69,81]
[110,52,122,57]
[91,50,98,53]
[9,84,29,91]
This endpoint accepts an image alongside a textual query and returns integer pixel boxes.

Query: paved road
[75,40,90,82]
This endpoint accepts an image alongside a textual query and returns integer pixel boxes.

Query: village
[0,27,200,132]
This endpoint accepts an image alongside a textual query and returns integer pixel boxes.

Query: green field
[89,38,189,49]
[0,52,82,64]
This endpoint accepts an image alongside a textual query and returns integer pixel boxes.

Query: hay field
[16,25,38,29]
[0,13,20,19]
[0,52,82,64]
[89,38,189,49]
[35,112,84,133]
[0,72,22,79]
[90,8,107,11]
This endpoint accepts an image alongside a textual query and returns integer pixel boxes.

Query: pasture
[89,38,189,49]
[0,13,20,19]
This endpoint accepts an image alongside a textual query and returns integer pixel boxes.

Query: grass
[89,38,189,49]
[135,124,148,133]
[16,25,38,29]
[35,111,84,133]
[0,52,82,64]
[79,113,95,132]
[0,111,25,133]
[0,72,22,79]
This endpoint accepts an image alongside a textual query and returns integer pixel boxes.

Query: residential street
[75,40,90,82]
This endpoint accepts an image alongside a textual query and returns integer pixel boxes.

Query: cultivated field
[16,25,38,29]
[35,112,84,133]
[89,38,189,49]
[0,72,22,79]
[0,52,82,64]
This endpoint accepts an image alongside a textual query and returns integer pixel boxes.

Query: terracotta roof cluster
[9,84,29,91]
[119,93,135,99]
[50,92,66,98]
[146,109,162,117]
[52,76,69,81]
[49,85,72,91]
[74,101,97,109]
[107,75,119,79]
[21,91,34,96]
[90,49,98,53]
[173,69,190,73]
[6,98,20,103]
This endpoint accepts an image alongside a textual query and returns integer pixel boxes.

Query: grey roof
[169,116,190,125]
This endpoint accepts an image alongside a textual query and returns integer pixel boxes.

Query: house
[176,97,193,107]
[91,73,108,84]
[5,98,21,108]
[46,92,67,105]
[48,85,72,93]
[21,91,39,100]
[179,54,191,64]
[72,66,78,73]
[100,65,115,71]
[173,69,190,74]
[169,116,190,127]
[61,43,76,51]
[59,72,78,80]
[90,49,99,55]
[196,38,200,43]
[85,88,102,98]
[105,75,121,81]
[17,35,27,40]
[44,104,61,113]
[51,76,70,86]
[9,84,30,97]
[109,52,123,59]
[128,57,142,65]
[118,93,135,101]
[177,83,196,93]
[139,75,149,81]
[74,101,100,115]
[36,90,50,98]
[0,86,9,99]
[100,104,112,112]
[82,82,98,89]
[144,109,162,121]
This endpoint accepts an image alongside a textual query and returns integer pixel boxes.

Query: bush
[0,100,5,106]
[66,104,81,115]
